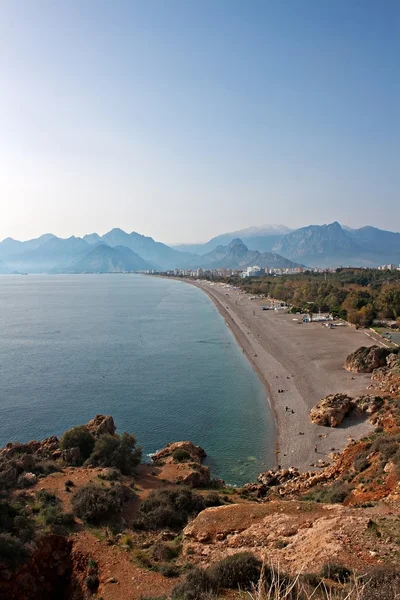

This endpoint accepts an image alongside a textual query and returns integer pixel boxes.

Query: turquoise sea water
[0,274,274,485]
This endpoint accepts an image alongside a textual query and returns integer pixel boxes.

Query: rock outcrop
[152,441,206,464]
[353,394,384,414]
[182,501,389,574]
[372,353,400,395]
[86,415,116,438]
[344,345,392,373]
[310,393,384,428]
[310,394,353,427]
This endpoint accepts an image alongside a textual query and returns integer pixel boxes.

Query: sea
[0,274,275,485]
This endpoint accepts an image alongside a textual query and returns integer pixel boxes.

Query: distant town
[140,262,400,279]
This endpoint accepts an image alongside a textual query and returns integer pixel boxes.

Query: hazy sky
[0,1,399,243]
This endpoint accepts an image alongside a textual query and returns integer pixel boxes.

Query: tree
[60,426,95,464]
[87,433,142,474]
[377,287,400,320]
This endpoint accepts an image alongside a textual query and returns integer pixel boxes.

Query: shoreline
[176,277,378,473]
[188,280,280,466]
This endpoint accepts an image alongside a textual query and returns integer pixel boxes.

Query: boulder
[310,394,353,427]
[178,464,211,487]
[344,346,391,373]
[152,441,206,464]
[257,468,300,487]
[61,447,81,465]
[353,395,384,414]
[86,415,116,438]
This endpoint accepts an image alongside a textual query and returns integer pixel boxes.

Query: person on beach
[314,444,318,453]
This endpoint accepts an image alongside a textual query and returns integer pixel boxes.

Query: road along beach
[189,279,380,473]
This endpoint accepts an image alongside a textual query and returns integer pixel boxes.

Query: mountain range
[174,222,400,268]
[0,222,399,274]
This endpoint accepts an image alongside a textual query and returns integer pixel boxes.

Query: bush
[36,490,59,507]
[159,564,180,578]
[0,533,28,569]
[203,492,222,508]
[151,541,180,562]
[303,481,351,504]
[71,484,124,524]
[98,467,121,481]
[320,562,352,583]
[171,567,216,600]
[172,449,191,463]
[135,488,205,531]
[87,433,142,475]
[354,451,371,473]
[209,552,261,590]
[85,574,99,591]
[61,425,95,464]
[361,566,400,600]
[42,506,75,532]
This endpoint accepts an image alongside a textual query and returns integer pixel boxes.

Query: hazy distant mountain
[196,238,300,270]
[0,234,56,260]
[86,228,195,270]
[66,244,153,273]
[83,233,102,245]
[1,223,399,273]
[4,236,89,273]
[176,222,400,268]
[0,260,11,274]
[346,226,400,257]
[271,222,400,267]
[173,224,292,255]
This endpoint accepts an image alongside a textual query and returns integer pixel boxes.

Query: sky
[0,1,399,244]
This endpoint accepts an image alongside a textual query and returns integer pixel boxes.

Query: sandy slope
[189,280,381,473]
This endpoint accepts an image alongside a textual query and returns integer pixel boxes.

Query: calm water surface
[0,275,275,484]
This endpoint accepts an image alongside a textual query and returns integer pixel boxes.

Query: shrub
[354,451,371,473]
[151,541,180,562]
[303,482,351,504]
[171,567,216,600]
[135,489,205,531]
[209,552,261,590]
[0,533,28,568]
[321,562,352,583]
[203,492,222,507]
[361,566,400,599]
[85,574,99,591]
[42,506,75,532]
[71,484,124,524]
[172,449,191,463]
[61,425,95,464]
[159,564,180,578]
[98,467,121,481]
[87,433,142,475]
[36,490,59,506]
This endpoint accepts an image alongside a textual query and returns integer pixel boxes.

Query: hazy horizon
[1,1,399,243]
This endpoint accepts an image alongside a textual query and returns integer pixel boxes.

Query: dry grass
[246,562,366,600]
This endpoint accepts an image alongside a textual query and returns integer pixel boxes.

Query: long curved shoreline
[179,278,377,473]
[189,281,280,465]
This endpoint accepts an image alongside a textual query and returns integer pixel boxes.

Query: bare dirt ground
[189,280,381,473]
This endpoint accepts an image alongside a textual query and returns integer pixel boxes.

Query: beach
[189,280,383,473]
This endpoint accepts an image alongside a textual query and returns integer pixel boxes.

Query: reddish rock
[86,415,116,438]
[152,441,206,464]
[310,394,353,427]
[344,346,392,373]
